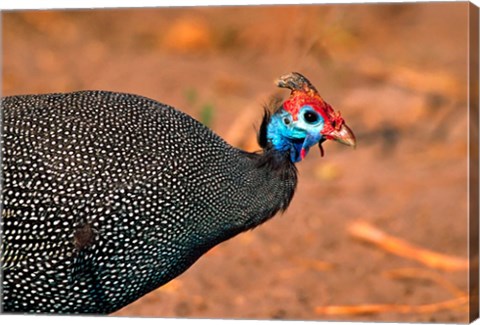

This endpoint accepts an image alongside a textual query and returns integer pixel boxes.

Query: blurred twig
[224,95,274,152]
[348,221,468,272]
[314,295,468,316]
[224,105,258,149]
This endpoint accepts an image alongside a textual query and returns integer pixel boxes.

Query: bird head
[265,72,356,163]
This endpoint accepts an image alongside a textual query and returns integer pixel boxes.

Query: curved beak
[325,123,357,148]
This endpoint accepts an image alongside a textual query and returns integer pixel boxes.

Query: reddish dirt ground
[2,3,474,322]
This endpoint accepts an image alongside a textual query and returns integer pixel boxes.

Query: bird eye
[283,117,291,125]
[303,111,319,124]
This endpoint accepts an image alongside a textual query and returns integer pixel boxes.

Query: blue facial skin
[267,105,325,163]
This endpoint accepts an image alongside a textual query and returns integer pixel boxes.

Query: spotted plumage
[0,72,355,314]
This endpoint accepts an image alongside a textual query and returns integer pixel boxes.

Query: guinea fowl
[1,72,356,314]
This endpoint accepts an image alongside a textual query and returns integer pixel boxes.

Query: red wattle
[300,148,306,160]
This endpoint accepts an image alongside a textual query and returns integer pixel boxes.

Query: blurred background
[2,2,472,322]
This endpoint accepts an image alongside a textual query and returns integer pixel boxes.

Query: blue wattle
[290,141,304,163]
[302,132,322,154]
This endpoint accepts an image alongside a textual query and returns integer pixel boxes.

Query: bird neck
[244,111,299,224]
[232,147,297,234]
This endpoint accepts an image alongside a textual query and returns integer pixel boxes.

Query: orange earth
[2,3,475,322]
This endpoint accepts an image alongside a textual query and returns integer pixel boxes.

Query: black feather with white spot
[0,91,297,314]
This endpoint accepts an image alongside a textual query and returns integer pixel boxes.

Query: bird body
[0,73,355,314]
